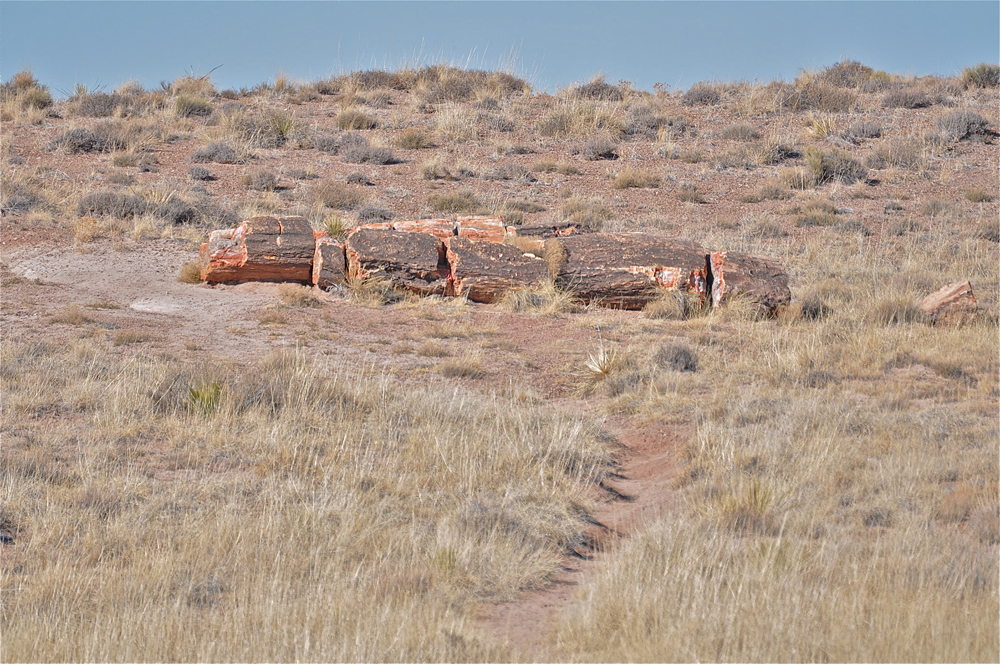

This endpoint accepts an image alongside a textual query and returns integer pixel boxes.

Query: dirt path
[479,420,688,660]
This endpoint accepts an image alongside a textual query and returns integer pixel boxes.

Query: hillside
[1,62,998,661]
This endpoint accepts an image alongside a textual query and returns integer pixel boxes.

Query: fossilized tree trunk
[199,216,315,283]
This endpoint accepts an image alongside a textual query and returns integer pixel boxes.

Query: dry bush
[804,146,868,184]
[438,354,486,379]
[937,111,993,142]
[434,104,478,143]
[240,169,278,191]
[791,197,838,227]
[426,189,482,214]
[394,128,433,149]
[740,181,791,203]
[683,83,722,106]
[306,180,367,211]
[190,142,239,164]
[574,76,625,101]
[882,89,932,109]
[536,99,628,139]
[582,136,619,161]
[676,185,705,204]
[175,95,213,117]
[1,344,611,660]
[498,281,580,317]
[778,166,816,190]
[336,108,377,130]
[866,139,922,170]
[962,62,1000,89]
[719,123,761,141]
[177,262,202,284]
[531,160,581,175]
[612,166,660,189]
[561,196,615,230]
[965,187,996,203]
[277,283,323,308]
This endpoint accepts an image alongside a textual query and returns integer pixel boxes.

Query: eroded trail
[479,420,689,660]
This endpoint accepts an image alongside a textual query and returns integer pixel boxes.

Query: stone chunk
[919,280,978,325]
[709,251,791,315]
[345,228,448,295]
[199,215,315,283]
[456,216,507,242]
[556,233,710,309]
[445,237,548,302]
[312,238,346,289]
[391,218,457,240]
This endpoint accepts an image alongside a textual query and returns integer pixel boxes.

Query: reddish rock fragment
[199,216,315,284]
[445,236,548,302]
[392,218,458,240]
[556,233,710,309]
[345,228,448,295]
[312,238,347,289]
[710,251,791,315]
[456,216,507,242]
[919,280,978,325]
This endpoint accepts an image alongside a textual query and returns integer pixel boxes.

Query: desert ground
[1,62,998,661]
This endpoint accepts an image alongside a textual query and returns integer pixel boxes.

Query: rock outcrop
[199,215,315,284]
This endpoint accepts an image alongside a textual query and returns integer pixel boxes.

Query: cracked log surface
[312,238,347,289]
[709,251,791,315]
[919,280,978,325]
[445,237,548,302]
[345,228,448,295]
[199,215,315,284]
[514,221,595,238]
[555,233,710,309]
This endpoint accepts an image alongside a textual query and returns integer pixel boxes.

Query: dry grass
[611,166,661,190]
[1,345,612,661]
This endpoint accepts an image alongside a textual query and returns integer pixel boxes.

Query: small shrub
[653,343,698,372]
[438,356,486,379]
[481,164,535,182]
[242,169,277,191]
[575,77,624,101]
[844,121,882,140]
[921,200,952,217]
[882,89,931,109]
[113,329,155,346]
[77,191,148,218]
[793,198,838,227]
[336,109,377,130]
[188,166,215,181]
[866,139,921,169]
[531,160,581,175]
[817,60,878,88]
[426,189,481,214]
[868,297,924,325]
[612,167,660,189]
[582,137,619,161]
[339,134,396,164]
[719,123,761,141]
[314,135,339,153]
[676,185,705,204]
[345,172,371,186]
[178,262,202,283]
[50,306,94,325]
[804,146,868,184]
[799,292,832,320]
[965,187,996,203]
[962,63,1000,89]
[683,83,721,106]
[357,205,394,224]
[307,181,366,210]
[175,95,213,117]
[779,167,815,190]
[561,196,614,229]
[277,284,323,308]
[191,142,239,164]
[47,129,106,154]
[420,158,460,181]
[937,110,992,141]
[394,128,433,149]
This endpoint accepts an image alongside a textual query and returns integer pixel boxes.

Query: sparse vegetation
[426,189,482,214]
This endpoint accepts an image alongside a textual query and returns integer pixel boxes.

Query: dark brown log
[199,216,315,283]
[312,238,347,289]
[918,280,978,325]
[513,221,595,238]
[345,228,448,295]
[445,237,548,302]
[710,251,791,315]
[556,233,710,309]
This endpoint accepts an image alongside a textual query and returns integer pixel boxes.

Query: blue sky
[2,1,997,96]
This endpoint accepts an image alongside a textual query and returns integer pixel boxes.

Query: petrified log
[345,228,448,295]
[445,237,548,302]
[918,280,978,325]
[312,238,347,289]
[456,216,507,242]
[555,233,710,309]
[199,215,315,283]
[391,218,457,240]
[515,221,594,238]
[709,251,791,315]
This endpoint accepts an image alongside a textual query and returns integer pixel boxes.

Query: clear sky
[2,1,998,96]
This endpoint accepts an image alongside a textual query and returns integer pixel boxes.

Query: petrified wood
[199,215,315,283]
[555,233,710,309]
[445,237,548,302]
[709,251,791,315]
[312,238,347,289]
[345,228,448,295]
[918,280,978,325]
